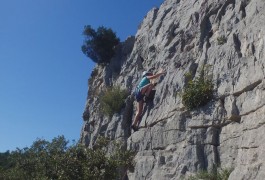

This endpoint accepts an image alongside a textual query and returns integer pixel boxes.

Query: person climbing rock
[131,69,166,131]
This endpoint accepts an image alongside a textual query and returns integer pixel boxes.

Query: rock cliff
[80,0,265,179]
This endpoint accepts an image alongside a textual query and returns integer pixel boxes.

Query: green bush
[182,67,213,110]
[100,86,128,117]
[82,25,120,65]
[187,167,233,180]
[217,36,227,45]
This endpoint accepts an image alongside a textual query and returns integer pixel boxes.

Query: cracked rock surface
[80,0,265,179]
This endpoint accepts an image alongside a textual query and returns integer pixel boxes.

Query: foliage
[182,65,214,110]
[0,151,11,170]
[217,36,227,45]
[0,136,135,180]
[82,25,120,65]
[100,86,128,117]
[187,167,233,180]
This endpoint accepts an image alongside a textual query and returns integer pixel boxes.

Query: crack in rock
[233,79,262,96]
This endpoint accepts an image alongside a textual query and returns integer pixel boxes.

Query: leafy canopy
[82,25,120,65]
[0,136,135,180]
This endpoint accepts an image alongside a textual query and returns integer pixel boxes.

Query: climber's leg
[132,100,144,130]
[140,83,154,97]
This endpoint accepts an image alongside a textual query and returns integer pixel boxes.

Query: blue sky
[0,0,164,152]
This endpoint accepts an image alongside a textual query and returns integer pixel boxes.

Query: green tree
[0,151,11,169]
[82,25,120,64]
[0,136,134,180]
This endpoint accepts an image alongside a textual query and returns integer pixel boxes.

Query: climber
[131,69,166,131]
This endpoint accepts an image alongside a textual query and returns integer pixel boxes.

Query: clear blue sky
[0,0,164,152]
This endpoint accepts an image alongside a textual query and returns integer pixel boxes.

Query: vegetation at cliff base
[82,25,120,65]
[100,86,128,117]
[0,136,135,180]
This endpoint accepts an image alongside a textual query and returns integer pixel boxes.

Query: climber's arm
[147,69,166,80]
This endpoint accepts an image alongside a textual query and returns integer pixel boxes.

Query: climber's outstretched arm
[146,69,166,80]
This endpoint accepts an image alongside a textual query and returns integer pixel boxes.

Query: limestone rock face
[80,0,265,179]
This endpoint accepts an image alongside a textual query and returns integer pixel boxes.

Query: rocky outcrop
[80,0,265,179]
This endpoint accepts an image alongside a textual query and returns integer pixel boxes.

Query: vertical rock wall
[81,0,265,179]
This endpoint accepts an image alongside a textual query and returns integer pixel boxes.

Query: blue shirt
[138,77,150,88]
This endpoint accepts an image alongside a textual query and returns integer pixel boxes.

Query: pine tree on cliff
[81,25,120,65]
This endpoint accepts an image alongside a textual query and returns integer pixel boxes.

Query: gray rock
[80,0,265,179]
